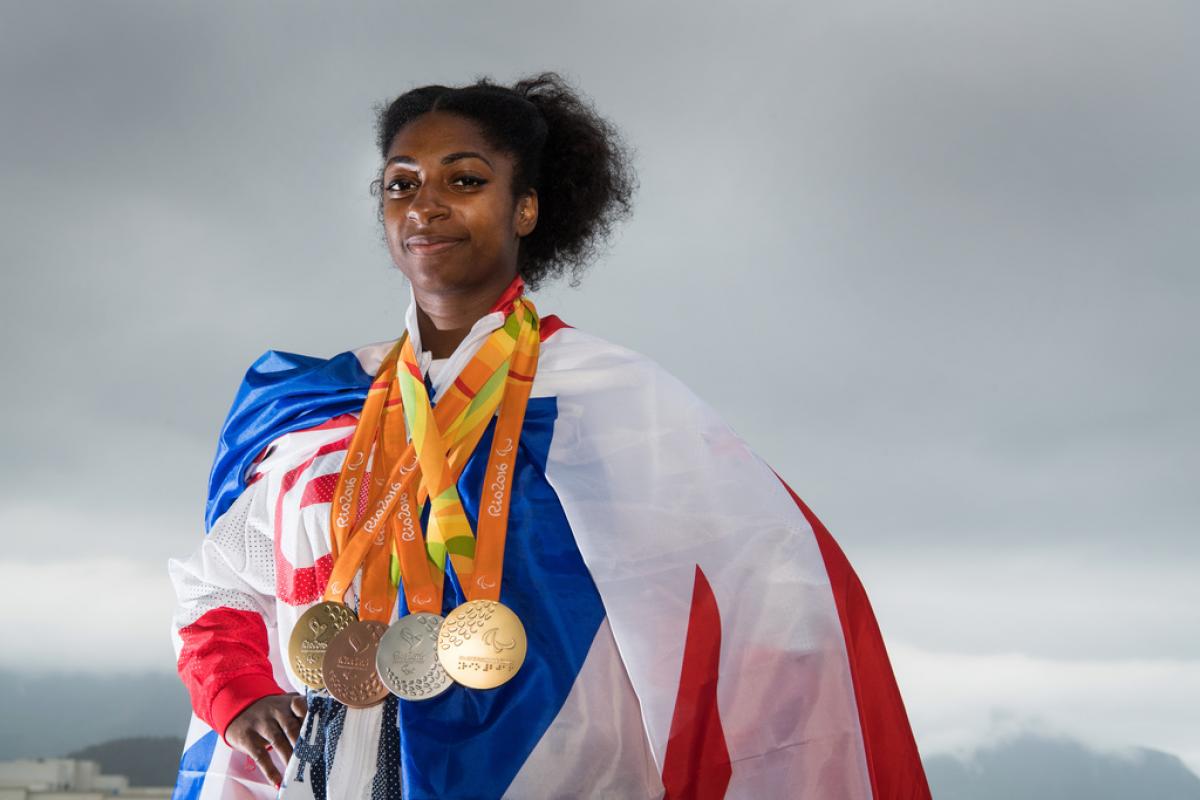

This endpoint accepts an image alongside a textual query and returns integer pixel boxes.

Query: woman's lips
[405,237,464,255]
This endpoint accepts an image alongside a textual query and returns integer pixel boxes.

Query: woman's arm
[168,475,303,785]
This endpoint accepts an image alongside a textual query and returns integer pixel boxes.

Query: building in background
[0,758,169,799]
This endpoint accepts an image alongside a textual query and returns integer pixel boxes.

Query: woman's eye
[452,175,487,188]
[385,177,416,192]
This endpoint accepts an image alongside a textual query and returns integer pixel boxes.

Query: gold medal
[323,620,390,708]
[287,601,356,691]
[436,600,527,689]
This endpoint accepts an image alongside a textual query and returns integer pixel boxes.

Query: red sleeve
[177,607,286,740]
[778,478,932,800]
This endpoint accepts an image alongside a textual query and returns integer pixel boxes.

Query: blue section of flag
[396,397,607,799]
[206,349,372,531]
[172,729,217,800]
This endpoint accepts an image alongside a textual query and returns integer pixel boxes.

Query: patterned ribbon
[395,298,540,604]
[322,295,539,618]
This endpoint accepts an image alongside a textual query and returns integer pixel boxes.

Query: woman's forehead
[385,112,502,163]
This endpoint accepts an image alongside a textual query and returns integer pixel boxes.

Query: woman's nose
[407,182,450,225]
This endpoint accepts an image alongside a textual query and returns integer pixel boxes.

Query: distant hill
[925,733,1200,800]
[0,669,190,761]
[67,736,183,787]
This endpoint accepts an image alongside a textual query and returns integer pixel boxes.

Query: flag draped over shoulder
[205,349,373,532]
[169,313,929,800]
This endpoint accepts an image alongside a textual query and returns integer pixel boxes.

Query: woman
[170,73,929,800]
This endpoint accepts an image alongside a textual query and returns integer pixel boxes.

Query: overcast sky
[2,0,1197,778]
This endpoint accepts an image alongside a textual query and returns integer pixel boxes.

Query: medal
[376,612,453,701]
[322,619,390,708]
[437,599,527,690]
[288,601,357,691]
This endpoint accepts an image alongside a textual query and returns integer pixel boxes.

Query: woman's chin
[396,260,505,297]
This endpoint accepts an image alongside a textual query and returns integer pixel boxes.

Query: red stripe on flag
[295,412,360,432]
[539,314,571,341]
[776,476,931,800]
[488,274,526,315]
[507,369,534,383]
[247,413,359,472]
[662,565,732,800]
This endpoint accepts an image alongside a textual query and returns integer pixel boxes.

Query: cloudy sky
[2,0,1197,785]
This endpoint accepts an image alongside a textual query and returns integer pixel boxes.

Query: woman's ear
[515,190,539,237]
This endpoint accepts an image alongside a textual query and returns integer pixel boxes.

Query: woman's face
[381,111,537,296]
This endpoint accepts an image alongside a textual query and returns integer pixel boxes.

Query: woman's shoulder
[346,337,399,377]
[206,340,393,530]
[538,318,669,376]
[536,320,712,417]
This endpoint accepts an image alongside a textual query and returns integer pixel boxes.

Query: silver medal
[376,612,454,701]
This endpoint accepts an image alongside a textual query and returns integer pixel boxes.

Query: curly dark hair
[372,72,637,290]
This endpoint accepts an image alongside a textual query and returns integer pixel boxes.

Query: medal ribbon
[395,297,540,604]
[469,299,540,602]
[388,407,498,614]
[327,341,401,562]
[358,375,413,623]
[323,301,532,618]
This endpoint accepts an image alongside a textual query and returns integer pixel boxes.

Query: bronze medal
[323,619,390,708]
[376,612,453,701]
[436,600,527,690]
[288,601,357,691]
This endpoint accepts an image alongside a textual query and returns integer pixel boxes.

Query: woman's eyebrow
[386,151,494,169]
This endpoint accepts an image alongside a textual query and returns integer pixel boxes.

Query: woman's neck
[412,273,516,358]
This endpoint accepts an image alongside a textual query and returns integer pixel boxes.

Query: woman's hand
[225,693,308,786]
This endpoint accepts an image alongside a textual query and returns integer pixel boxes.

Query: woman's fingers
[245,731,283,787]
[277,707,303,747]
[264,720,294,765]
[269,702,302,754]
[224,694,310,786]
[282,694,307,745]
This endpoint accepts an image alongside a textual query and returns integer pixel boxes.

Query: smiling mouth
[405,238,465,256]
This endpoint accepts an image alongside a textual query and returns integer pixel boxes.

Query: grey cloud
[0,0,1197,765]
